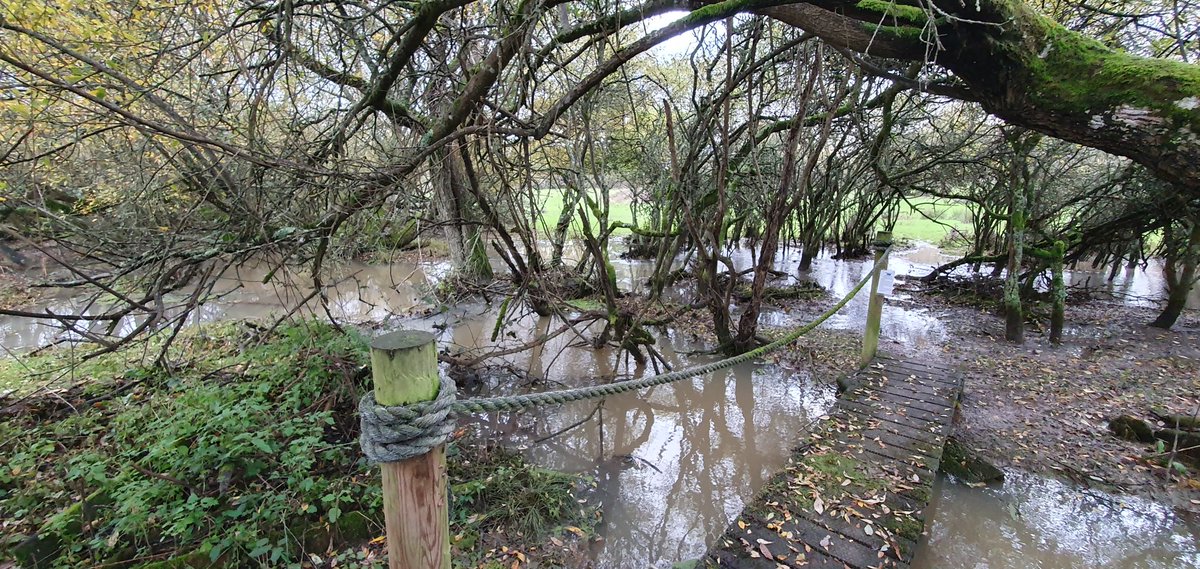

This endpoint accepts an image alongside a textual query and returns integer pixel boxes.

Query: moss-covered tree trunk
[1049,241,1066,344]
[432,147,492,281]
[759,0,1200,196]
[1003,202,1026,344]
[1002,130,1039,344]
[550,183,582,269]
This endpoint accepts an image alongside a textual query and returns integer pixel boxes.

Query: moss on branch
[854,0,928,24]
[979,1,1200,133]
[860,21,925,40]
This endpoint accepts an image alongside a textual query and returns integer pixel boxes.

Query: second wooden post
[370,330,451,569]
[860,231,892,368]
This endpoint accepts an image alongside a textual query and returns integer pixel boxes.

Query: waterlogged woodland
[1,0,1199,567]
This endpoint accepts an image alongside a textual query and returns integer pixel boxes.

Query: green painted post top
[873,230,893,248]
[370,330,440,407]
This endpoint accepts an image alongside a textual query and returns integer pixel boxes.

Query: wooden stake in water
[861,231,892,367]
[370,330,450,569]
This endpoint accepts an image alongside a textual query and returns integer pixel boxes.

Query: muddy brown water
[2,244,1198,567]
[0,258,446,351]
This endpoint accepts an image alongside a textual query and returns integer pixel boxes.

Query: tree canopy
[2,0,1198,346]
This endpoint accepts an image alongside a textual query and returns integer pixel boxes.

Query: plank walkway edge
[702,355,964,569]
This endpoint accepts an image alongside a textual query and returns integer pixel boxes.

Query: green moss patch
[855,0,928,24]
[997,2,1200,132]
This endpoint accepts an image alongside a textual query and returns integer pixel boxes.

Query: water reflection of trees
[919,471,1199,569]
[508,339,832,567]
[432,279,842,567]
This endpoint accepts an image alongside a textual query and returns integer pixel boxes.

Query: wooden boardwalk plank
[704,356,962,569]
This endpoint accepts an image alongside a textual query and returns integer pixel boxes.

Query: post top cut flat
[371,330,436,352]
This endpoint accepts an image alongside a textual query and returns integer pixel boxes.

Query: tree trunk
[759,1,1200,196]
[1151,220,1200,329]
[550,184,581,268]
[1050,241,1066,345]
[733,44,835,354]
[432,148,492,281]
[1003,215,1025,344]
[1003,130,1040,343]
[798,242,818,271]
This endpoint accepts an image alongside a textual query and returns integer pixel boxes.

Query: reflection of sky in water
[2,243,1187,352]
[742,251,949,349]
[415,278,844,567]
[914,471,1200,569]
[897,244,1200,310]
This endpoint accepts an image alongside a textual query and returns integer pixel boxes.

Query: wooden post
[860,231,892,368]
[370,330,450,569]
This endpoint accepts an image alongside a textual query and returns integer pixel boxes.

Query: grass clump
[448,442,597,566]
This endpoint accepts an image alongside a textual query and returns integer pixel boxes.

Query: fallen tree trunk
[1151,408,1200,431]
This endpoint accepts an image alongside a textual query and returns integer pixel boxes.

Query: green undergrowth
[448,443,598,567]
[0,320,596,568]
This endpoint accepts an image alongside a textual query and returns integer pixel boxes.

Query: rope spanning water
[359,248,891,463]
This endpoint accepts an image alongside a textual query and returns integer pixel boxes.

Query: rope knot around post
[358,375,458,464]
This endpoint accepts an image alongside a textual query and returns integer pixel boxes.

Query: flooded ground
[2,241,1189,353]
[899,243,1200,309]
[399,247,915,567]
[0,258,447,352]
[477,333,836,568]
[913,471,1200,568]
[2,242,1198,567]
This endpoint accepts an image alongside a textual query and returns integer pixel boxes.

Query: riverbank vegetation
[2,0,1199,565]
[0,322,597,568]
[3,0,1198,355]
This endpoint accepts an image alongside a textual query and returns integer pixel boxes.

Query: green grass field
[533,188,635,237]
[532,189,975,248]
[891,199,974,247]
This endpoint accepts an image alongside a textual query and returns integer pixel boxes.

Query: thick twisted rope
[359,376,458,463]
[360,248,890,462]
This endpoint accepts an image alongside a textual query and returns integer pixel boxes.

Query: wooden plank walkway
[702,355,963,569]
